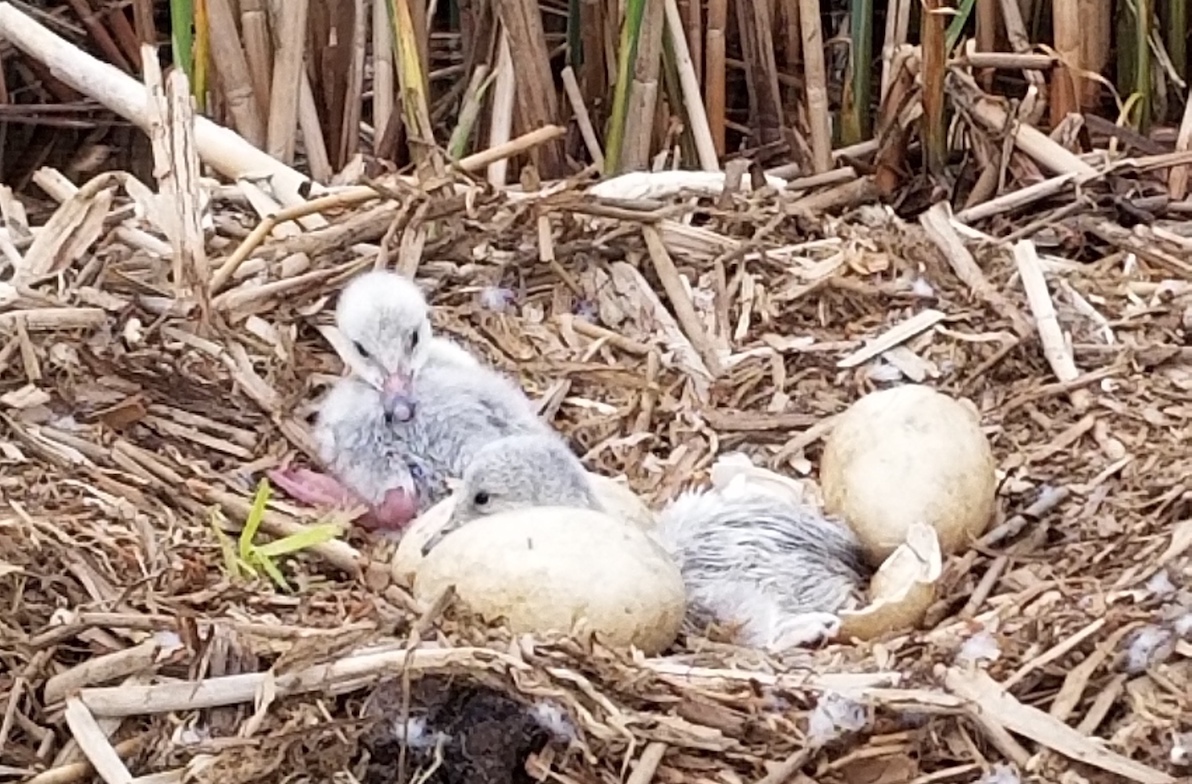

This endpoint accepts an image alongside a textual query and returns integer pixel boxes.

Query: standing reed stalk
[843,0,874,143]
[799,0,833,172]
[1051,0,1081,121]
[921,0,947,176]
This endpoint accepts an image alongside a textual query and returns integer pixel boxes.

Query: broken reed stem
[206,0,265,147]
[705,0,727,156]
[372,0,395,154]
[561,66,606,169]
[268,0,309,163]
[642,225,723,376]
[621,0,666,172]
[1012,239,1090,410]
[798,0,833,172]
[920,0,947,177]
[487,29,516,187]
[663,0,718,171]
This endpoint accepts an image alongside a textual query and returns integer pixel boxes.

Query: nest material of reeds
[0,3,1190,784]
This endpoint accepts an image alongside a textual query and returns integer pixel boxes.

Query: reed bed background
[0,0,1189,208]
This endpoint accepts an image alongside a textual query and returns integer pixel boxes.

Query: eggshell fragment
[820,384,997,566]
[838,522,943,640]
[413,506,686,654]
[391,495,456,587]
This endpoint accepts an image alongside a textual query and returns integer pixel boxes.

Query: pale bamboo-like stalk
[663,0,718,171]
[798,0,832,172]
[1079,0,1111,107]
[621,0,666,172]
[298,68,332,182]
[705,0,727,156]
[372,0,395,154]
[682,0,702,83]
[206,0,265,147]
[561,65,606,169]
[1169,84,1192,199]
[492,0,564,177]
[487,29,516,186]
[1050,0,1080,121]
[266,0,308,163]
[239,0,272,113]
[879,0,908,101]
[338,0,367,167]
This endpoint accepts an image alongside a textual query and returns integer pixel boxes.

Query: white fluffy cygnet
[425,432,869,652]
[283,270,557,529]
[656,478,868,650]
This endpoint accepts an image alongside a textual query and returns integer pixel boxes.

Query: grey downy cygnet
[420,433,600,555]
[274,270,556,530]
[422,432,869,652]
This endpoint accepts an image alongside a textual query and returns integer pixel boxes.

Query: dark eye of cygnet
[353,340,371,359]
[473,491,490,506]
[410,332,420,350]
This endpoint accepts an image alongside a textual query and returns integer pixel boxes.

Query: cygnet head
[454,434,598,522]
[336,270,433,422]
[421,434,598,555]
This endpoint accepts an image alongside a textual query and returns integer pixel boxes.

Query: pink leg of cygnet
[268,467,362,508]
[267,467,419,532]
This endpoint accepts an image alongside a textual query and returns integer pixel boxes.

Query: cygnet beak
[380,372,416,422]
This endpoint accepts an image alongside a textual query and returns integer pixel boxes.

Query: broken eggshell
[837,522,943,641]
[705,453,945,640]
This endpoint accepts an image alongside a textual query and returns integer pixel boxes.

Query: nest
[1,155,1190,784]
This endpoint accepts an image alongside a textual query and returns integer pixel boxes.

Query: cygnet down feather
[423,432,869,651]
[421,433,599,555]
[271,270,553,531]
[655,482,869,650]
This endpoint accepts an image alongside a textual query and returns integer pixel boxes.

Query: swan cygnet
[273,270,552,530]
[656,481,869,651]
[422,432,869,651]
[420,433,599,555]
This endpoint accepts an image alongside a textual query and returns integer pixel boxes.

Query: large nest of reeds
[1,0,1192,783]
[3,158,1192,783]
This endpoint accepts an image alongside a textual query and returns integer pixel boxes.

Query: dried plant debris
[1,158,1192,784]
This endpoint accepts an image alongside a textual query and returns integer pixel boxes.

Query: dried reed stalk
[144,46,210,312]
[621,0,666,172]
[705,0,728,156]
[298,69,332,183]
[1051,0,1080,121]
[239,0,272,113]
[493,0,563,177]
[880,0,911,101]
[663,0,718,170]
[920,0,947,176]
[561,66,606,168]
[207,0,266,147]
[682,0,702,83]
[487,30,516,186]
[1079,0,1111,107]
[798,0,832,172]
[736,0,786,146]
[372,0,395,154]
[337,0,367,167]
[266,0,308,164]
